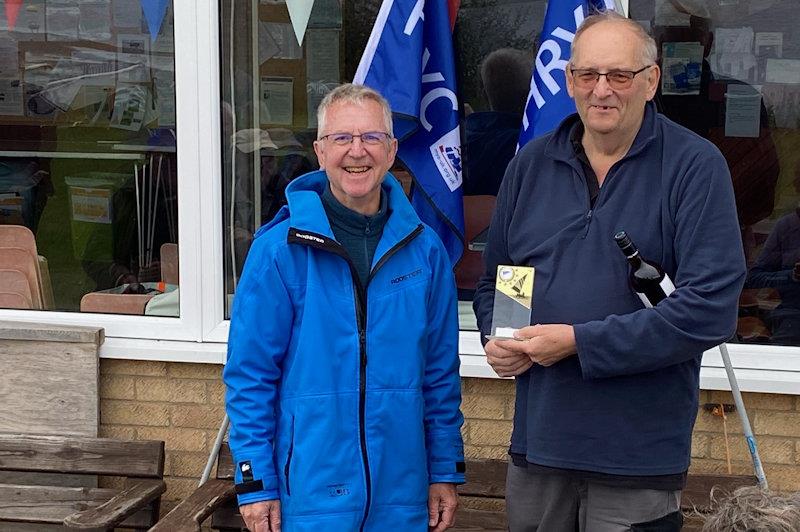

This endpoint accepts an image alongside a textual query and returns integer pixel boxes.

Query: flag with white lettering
[518,0,616,147]
[354,0,464,266]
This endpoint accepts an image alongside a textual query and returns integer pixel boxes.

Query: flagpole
[717,343,768,489]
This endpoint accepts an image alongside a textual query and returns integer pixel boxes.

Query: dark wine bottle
[614,231,675,308]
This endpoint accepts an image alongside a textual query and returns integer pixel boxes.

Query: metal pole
[201,413,230,486]
[717,343,768,490]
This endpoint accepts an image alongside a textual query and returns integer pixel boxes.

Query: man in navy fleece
[473,11,746,532]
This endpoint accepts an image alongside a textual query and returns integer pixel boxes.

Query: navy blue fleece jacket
[473,102,746,475]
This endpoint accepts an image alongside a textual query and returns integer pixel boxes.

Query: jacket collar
[282,170,423,253]
[544,100,659,166]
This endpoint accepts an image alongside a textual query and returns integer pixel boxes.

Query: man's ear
[566,64,575,98]
[313,139,325,169]
[646,64,661,101]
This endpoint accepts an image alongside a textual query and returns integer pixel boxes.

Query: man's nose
[592,75,614,97]
[347,137,367,156]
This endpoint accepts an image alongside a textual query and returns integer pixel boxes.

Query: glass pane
[220,0,378,319]
[630,0,800,346]
[0,1,179,316]
[455,0,540,330]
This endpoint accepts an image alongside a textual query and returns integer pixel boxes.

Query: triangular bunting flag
[286,0,315,46]
[5,0,23,31]
[140,0,170,42]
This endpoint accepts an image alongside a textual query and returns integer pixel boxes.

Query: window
[0,0,178,317]
[219,0,375,319]
[629,0,800,348]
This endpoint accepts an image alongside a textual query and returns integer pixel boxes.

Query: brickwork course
[99,360,800,515]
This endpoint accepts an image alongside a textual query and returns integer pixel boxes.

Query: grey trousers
[506,460,683,532]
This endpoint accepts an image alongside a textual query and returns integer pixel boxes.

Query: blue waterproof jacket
[224,170,465,531]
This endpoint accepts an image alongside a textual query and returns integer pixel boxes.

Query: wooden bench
[153,443,757,531]
[0,434,166,530]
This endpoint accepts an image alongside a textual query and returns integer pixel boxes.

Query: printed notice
[70,186,112,224]
[725,85,761,138]
[261,76,293,126]
[766,58,800,84]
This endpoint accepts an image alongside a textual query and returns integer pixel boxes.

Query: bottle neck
[625,250,642,266]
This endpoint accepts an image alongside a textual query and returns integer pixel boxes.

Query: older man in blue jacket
[224,83,465,532]
[474,11,746,532]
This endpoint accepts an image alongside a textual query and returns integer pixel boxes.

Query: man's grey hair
[700,486,800,532]
[480,48,533,116]
[571,10,658,67]
[316,84,393,138]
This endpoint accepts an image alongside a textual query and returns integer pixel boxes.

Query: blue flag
[518,0,616,148]
[354,0,464,266]
[140,0,170,42]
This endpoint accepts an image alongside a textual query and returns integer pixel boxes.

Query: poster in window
[69,186,112,224]
[46,0,80,41]
[661,42,703,95]
[79,0,112,43]
[261,76,293,126]
[117,33,151,83]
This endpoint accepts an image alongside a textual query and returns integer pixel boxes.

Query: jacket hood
[262,169,424,254]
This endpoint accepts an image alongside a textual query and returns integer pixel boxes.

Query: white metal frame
[2,0,800,397]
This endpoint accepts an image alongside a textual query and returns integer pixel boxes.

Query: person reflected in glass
[654,15,780,261]
[463,48,532,197]
[224,84,465,531]
[745,165,800,345]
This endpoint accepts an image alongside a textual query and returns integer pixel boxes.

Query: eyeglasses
[569,65,654,90]
[319,131,392,146]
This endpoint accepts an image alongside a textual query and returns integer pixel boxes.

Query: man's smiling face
[566,20,660,140]
[313,99,398,215]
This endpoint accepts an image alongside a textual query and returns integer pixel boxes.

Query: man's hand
[428,482,458,531]
[485,339,534,377]
[240,500,281,532]
[498,324,577,367]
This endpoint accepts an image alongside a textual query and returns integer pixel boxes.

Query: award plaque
[488,265,534,340]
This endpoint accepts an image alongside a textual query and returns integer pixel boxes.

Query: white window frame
[1,0,800,396]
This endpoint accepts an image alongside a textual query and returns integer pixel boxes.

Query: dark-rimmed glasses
[319,131,392,145]
[569,65,654,90]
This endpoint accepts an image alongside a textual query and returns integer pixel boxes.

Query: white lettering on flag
[404,0,425,35]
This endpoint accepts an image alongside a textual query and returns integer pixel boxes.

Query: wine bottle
[614,231,675,308]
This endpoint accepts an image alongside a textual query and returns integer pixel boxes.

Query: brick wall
[99,360,800,514]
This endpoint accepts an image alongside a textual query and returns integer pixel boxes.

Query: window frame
[1,0,799,397]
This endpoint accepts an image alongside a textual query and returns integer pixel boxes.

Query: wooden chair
[152,447,758,531]
[0,434,166,530]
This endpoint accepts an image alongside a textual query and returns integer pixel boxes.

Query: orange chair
[0,268,33,309]
[456,195,496,296]
[0,225,52,309]
[0,248,42,309]
[160,242,179,285]
[80,292,156,315]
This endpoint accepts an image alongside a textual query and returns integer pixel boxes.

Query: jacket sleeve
[574,149,746,379]
[423,237,466,484]
[223,237,293,505]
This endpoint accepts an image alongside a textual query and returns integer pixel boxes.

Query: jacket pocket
[284,415,295,496]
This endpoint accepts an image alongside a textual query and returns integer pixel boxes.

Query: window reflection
[632,0,800,347]
[0,1,178,316]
